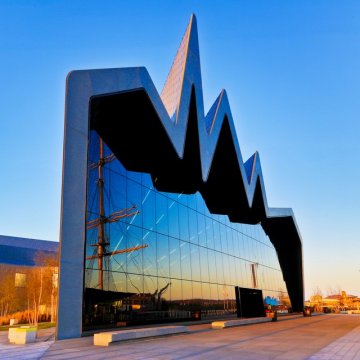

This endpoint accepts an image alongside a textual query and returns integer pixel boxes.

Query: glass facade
[83,130,290,330]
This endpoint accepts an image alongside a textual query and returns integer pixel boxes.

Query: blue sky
[0,1,359,299]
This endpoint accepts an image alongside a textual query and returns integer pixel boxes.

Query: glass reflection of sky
[85,131,289,304]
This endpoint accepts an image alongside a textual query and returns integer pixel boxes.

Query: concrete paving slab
[307,319,360,360]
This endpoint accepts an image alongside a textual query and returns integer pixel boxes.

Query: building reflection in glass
[83,131,290,330]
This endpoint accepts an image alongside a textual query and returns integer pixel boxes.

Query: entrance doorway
[235,287,265,318]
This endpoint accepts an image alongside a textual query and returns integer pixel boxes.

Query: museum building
[57,15,303,339]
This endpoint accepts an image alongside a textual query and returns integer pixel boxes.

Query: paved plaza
[1,315,360,359]
[0,327,54,360]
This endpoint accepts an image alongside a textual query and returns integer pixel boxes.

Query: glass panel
[226,226,234,256]
[142,230,157,277]
[169,237,181,279]
[205,216,214,250]
[207,250,217,284]
[213,220,221,252]
[201,282,211,316]
[192,281,202,300]
[169,278,182,303]
[180,240,192,281]
[233,230,241,258]
[178,204,189,241]
[197,214,207,247]
[222,254,231,285]
[209,283,219,300]
[244,261,251,288]
[157,234,169,278]
[142,172,153,189]
[112,271,127,293]
[143,275,158,295]
[124,180,143,227]
[123,224,143,275]
[235,259,242,287]
[196,193,205,214]
[245,236,251,262]
[228,256,237,286]
[220,224,228,254]
[201,282,210,301]
[126,273,143,294]
[215,251,224,284]
[83,130,291,331]
[107,174,127,218]
[187,192,197,211]
[156,192,168,235]
[182,280,193,303]
[157,277,171,310]
[188,209,198,244]
[199,247,209,283]
[220,284,231,313]
[126,169,142,183]
[168,199,179,239]
[142,188,156,231]
[177,192,188,206]
[190,244,201,281]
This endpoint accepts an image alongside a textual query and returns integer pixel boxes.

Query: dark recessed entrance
[235,287,265,318]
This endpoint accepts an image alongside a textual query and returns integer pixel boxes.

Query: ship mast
[87,137,147,290]
[97,137,106,290]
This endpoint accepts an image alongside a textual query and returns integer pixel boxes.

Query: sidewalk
[43,314,360,360]
[1,315,360,359]
[308,316,360,360]
[0,327,55,360]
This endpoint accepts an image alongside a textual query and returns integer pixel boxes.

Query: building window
[39,304,47,315]
[82,130,289,330]
[52,272,58,288]
[15,273,26,288]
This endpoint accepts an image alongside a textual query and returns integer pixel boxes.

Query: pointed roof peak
[160,14,199,120]
[244,153,258,184]
[189,13,197,26]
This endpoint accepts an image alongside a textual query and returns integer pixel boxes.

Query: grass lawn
[0,322,56,331]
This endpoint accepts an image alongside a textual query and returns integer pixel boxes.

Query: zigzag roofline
[58,16,304,339]
[68,15,298,224]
